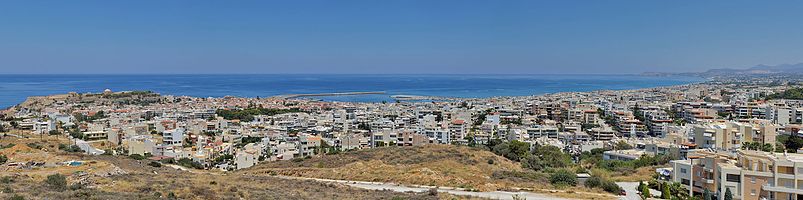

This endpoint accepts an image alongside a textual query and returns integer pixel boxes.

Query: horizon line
[0,73,658,76]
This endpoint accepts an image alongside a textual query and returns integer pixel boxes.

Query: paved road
[277,176,572,200]
[617,182,661,200]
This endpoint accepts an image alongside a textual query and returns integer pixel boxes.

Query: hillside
[699,63,803,76]
[243,145,618,199]
[642,63,803,77]
[246,145,539,192]
[245,145,523,191]
[0,135,446,200]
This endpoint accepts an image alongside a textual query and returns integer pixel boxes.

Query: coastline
[0,74,704,107]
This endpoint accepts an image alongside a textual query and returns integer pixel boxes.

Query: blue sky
[1,1,802,74]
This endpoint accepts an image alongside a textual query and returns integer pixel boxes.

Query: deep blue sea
[0,74,703,108]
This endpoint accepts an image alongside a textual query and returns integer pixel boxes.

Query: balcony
[763,183,803,195]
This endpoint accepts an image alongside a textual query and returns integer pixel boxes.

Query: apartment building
[770,107,803,126]
[672,150,803,200]
[527,125,559,139]
[645,110,673,137]
[449,119,467,140]
[397,131,430,146]
[422,128,450,144]
[162,128,185,146]
[692,122,777,151]
[370,129,398,147]
[737,102,768,119]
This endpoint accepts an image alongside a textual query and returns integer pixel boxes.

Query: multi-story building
[673,149,803,200]
[771,107,803,126]
[692,122,776,151]
[449,119,467,141]
[588,127,616,141]
[737,102,768,119]
[397,131,430,146]
[527,125,559,139]
[162,128,185,146]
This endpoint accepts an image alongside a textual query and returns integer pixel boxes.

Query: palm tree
[57,121,64,138]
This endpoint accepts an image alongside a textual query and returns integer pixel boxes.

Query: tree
[532,145,573,169]
[492,140,530,162]
[521,154,544,171]
[761,143,774,152]
[703,188,712,200]
[614,140,633,150]
[0,155,7,164]
[661,183,671,199]
[784,136,803,153]
[641,183,651,198]
[549,169,577,186]
[776,143,787,153]
[637,181,645,192]
[765,87,803,100]
[724,188,733,200]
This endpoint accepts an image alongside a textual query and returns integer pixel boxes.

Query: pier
[275,91,386,99]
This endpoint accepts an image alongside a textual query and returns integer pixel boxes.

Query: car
[619,190,627,196]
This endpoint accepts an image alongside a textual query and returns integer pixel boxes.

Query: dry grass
[246,145,526,191]
[609,166,659,182]
[0,172,446,200]
[1,136,464,200]
[244,145,617,199]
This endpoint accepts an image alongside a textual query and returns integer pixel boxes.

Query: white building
[163,128,185,146]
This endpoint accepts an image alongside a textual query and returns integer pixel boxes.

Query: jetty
[275,91,386,99]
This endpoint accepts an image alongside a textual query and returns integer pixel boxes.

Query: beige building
[692,122,776,151]
[672,150,803,200]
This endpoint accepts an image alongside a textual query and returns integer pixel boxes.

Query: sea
[0,74,704,108]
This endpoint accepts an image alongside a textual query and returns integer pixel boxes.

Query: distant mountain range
[643,63,803,77]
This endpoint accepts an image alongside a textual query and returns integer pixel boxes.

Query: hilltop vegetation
[216,107,305,121]
[766,87,803,100]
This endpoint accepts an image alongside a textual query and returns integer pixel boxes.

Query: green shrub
[58,144,83,153]
[584,176,602,188]
[549,169,577,186]
[26,143,43,149]
[9,194,25,200]
[148,161,162,167]
[129,154,145,160]
[177,158,203,169]
[45,174,67,191]
[69,183,85,190]
[0,176,13,184]
[602,180,622,193]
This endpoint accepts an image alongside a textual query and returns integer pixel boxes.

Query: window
[681,168,687,173]
[751,189,756,196]
[726,174,741,183]
[681,179,690,185]
[751,176,756,183]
